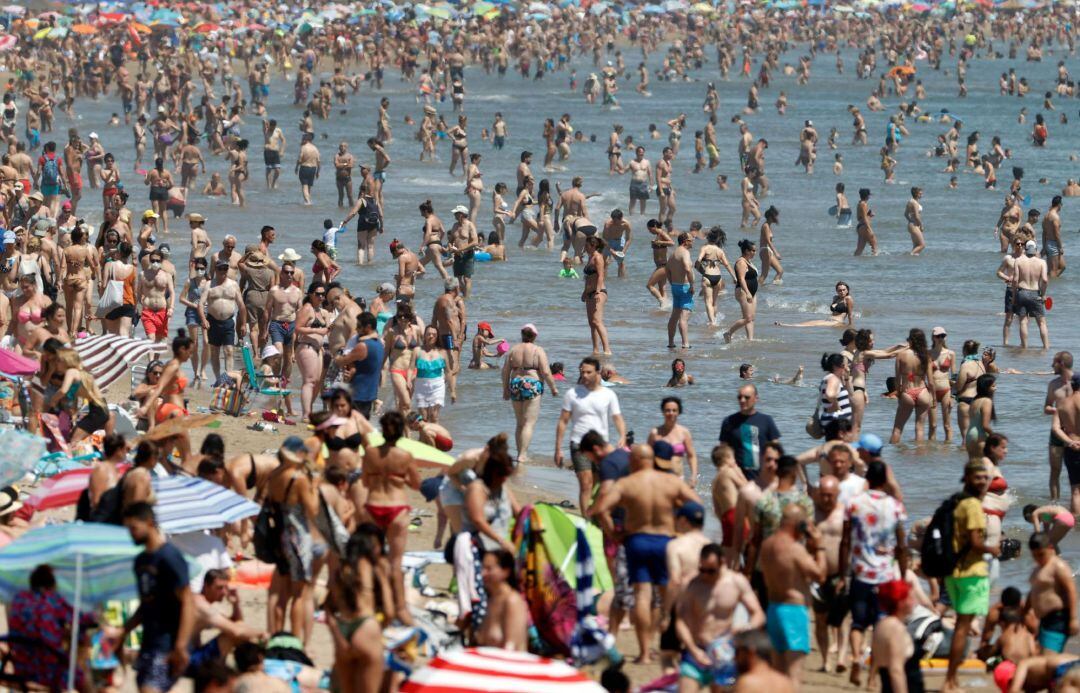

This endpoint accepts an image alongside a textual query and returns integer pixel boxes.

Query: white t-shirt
[562,384,621,445]
[838,473,869,509]
[323,225,340,250]
[171,530,233,593]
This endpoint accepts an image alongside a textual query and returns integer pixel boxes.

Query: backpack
[253,475,295,567]
[41,154,60,187]
[75,472,128,526]
[920,492,966,578]
[355,197,382,232]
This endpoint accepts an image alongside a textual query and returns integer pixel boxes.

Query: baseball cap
[450,204,469,216]
[142,209,159,219]
[1024,240,1038,255]
[856,432,884,456]
[261,344,280,359]
[676,501,705,524]
[477,321,493,334]
[931,326,946,337]
[215,259,230,268]
[652,440,675,470]
[377,281,395,294]
[61,200,72,210]
[279,436,308,463]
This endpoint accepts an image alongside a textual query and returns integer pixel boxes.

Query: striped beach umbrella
[27,464,130,511]
[400,647,605,692]
[0,522,142,689]
[74,334,169,389]
[152,476,260,534]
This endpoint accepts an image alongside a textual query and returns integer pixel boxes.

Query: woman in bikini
[227,138,249,207]
[723,239,759,343]
[382,301,422,417]
[12,273,52,351]
[537,179,555,248]
[582,235,612,355]
[850,329,903,436]
[929,328,957,442]
[62,226,96,334]
[325,532,386,693]
[890,327,935,444]
[137,330,194,457]
[418,199,450,282]
[295,282,331,422]
[695,226,734,327]
[776,281,855,328]
[954,339,985,442]
[648,396,699,483]
[464,153,484,223]
[855,188,878,256]
[509,180,538,248]
[362,412,420,625]
[542,118,557,170]
[905,187,926,255]
[501,324,557,464]
[980,433,1012,549]
[758,205,784,284]
[448,115,469,176]
[309,240,340,284]
[321,385,374,508]
[476,549,528,651]
[22,303,70,360]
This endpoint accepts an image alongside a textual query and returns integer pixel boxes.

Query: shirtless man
[1043,195,1066,277]
[210,236,242,281]
[665,232,695,349]
[188,569,264,667]
[1045,352,1074,502]
[1027,531,1078,653]
[997,237,1023,345]
[515,151,533,195]
[199,259,247,379]
[391,240,423,298]
[333,142,354,209]
[432,281,463,400]
[368,137,390,211]
[1013,240,1049,349]
[1052,377,1080,515]
[189,214,211,270]
[326,283,362,383]
[556,176,589,226]
[675,543,764,692]
[138,249,175,343]
[758,504,827,688]
[656,147,676,224]
[628,147,653,215]
[262,119,286,190]
[265,263,303,389]
[178,141,205,191]
[295,133,320,205]
[811,476,847,673]
[733,629,795,693]
[593,444,702,664]
[447,207,479,298]
[645,218,674,303]
[602,209,632,279]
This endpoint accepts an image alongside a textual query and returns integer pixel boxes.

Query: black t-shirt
[599,449,630,525]
[134,542,190,652]
[718,411,781,472]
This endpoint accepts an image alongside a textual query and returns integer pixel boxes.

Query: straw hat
[279,248,302,262]
[0,486,22,517]
[140,413,219,442]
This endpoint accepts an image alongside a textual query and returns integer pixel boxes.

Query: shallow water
[66,43,1080,584]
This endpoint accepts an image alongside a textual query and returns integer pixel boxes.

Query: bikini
[583,263,606,298]
[905,373,927,401]
[388,332,419,379]
[829,297,848,315]
[365,503,410,531]
[934,354,953,401]
[156,372,189,423]
[326,432,364,451]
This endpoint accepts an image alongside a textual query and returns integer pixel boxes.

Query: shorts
[508,376,543,401]
[679,636,736,688]
[1012,288,1045,318]
[373,171,386,182]
[944,575,990,616]
[413,376,445,409]
[629,179,650,201]
[268,320,296,346]
[569,442,594,474]
[1046,240,1062,257]
[105,304,137,322]
[184,307,201,327]
[765,603,811,653]
[135,649,179,693]
[1039,609,1069,653]
[298,165,317,187]
[149,185,169,202]
[848,578,880,631]
[493,136,505,149]
[41,184,60,197]
[207,315,236,347]
[1065,447,1080,486]
[1004,287,1014,314]
[811,575,850,628]
[141,308,168,337]
[438,334,454,351]
[264,149,281,169]
[185,637,221,676]
[624,532,672,585]
[612,543,635,610]
[720,507,747,548]
[671,282,694,310]
[453,250,475,278]
[76,403,110,435]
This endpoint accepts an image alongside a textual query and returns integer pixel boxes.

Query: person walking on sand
[593,443,702,665]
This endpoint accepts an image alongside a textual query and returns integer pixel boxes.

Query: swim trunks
[269,320,296,346]
[671,282,694,310]
[140,307,169,338]
[298,165,317,187]
[765,603,811,653]
[207,315,236,347]
[1045,240,1062,257]
[679,635,737,688]
[1039,609,1069,653]
[623,532,672,585]
[629,179,650,201]
[943,575,989,616]
[1065,447,1080,486]
[1012,288,1045,318]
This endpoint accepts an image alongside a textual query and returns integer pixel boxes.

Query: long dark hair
[908,328,931,374]
[976,374,997,421]
[484,548,519,590]
[821,353,846,373]
[481,433,513,488]
[380,411,405,444]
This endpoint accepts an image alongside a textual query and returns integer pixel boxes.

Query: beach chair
[240,342,291,410]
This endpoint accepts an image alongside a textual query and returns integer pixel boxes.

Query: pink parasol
[0,348,39,377]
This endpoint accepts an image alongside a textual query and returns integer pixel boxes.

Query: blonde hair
[54,348,106,408]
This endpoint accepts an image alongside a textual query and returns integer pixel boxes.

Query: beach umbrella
[0,348,39,377]
[49,26,69,37]
[570,526,617,666]
[71,22,96,33]
[0,35,17,51]
[364,432,454,468]
[2,5,24,15]
[74,334,168,390]
[0,429,47,487]
[129,21,150,32]
[151,476,260,535]
[195,21,222,32]
[400,647,605,692]
[0,522,142,690]
[26,464,130,511]
[32,26,52,40]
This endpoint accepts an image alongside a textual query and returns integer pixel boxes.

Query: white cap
[88,132,98,139]
[261,344,280,359]
[1024,240,1038,255]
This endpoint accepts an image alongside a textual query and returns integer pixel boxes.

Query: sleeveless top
[415,354,446,380]
[348,336,384,404]
[819,374,852,423]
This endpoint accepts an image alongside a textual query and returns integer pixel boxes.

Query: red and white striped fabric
[400,647,604,693]
[27,464,130,511]
[75,334,169,389]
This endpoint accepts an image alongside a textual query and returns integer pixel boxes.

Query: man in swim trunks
[448,205,479,298]
[1045,352,1074,503]
[266,262,303,387]
[592,443,702,664]
[138,249,175,343]
[665,232,695,349]
[602,209,632,278]
[294,133,320,205]
[186,569,263,674]
[1053,376,1080,516]
[431,280,463,398]
[199,259,247,381]
[656,146,676,224]
[675,543,764,691]
[1027,531,1078,654]
[759,503,826,685]
[262,119,286,190]
[627,146,652,215]
[1042,194,1066,277]
[1012,239,1049,349]
[811,475,848,674]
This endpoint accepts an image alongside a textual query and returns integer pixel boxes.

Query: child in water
[559,257,579,278]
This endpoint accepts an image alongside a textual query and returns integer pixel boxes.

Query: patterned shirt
[846,489,907,584]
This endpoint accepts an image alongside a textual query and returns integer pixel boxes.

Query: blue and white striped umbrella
[570,526,619,666]
[152,476,261,534]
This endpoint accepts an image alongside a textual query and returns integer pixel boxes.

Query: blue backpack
[41,154,59,187]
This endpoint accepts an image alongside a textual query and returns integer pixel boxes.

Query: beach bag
[210,385,245,416]
[920,493,966,578]
[805,404,824,439]
[96,272,125,317]
[253,476,294,566]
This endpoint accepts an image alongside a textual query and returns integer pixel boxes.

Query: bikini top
[830,298,848,315]
[17,308,43,324]
[394,334,419,350]
[326,432,364,451]
[166,374,188,396]
[671,442,687,456]
[583,264,597,276]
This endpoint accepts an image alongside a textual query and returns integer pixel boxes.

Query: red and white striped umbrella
[27,464,130,511]
[400,647,604,693]
[75,335,168,389]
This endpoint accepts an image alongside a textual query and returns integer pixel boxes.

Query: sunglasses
[737,394,753,400]
[698,567,719,576]
[313,292,326,297]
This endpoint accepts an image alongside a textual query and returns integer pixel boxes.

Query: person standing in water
[695,226,734,328]
[758,206,783,285]
[855,188,878,256]
[1045,352,1074,503]
[723,240,759,344]
[904,187,926,255]
[666,233,695,350]
[1042,195,1065,278]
